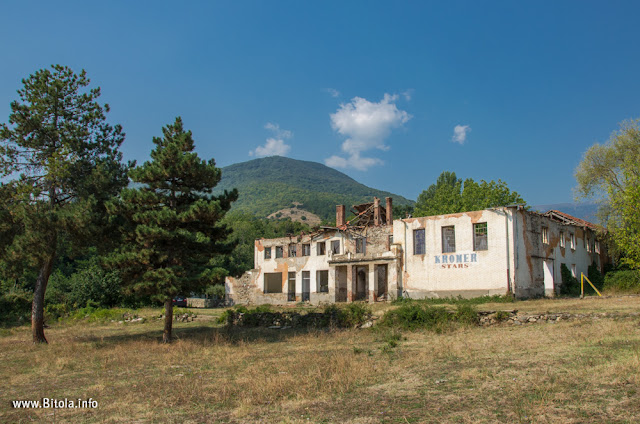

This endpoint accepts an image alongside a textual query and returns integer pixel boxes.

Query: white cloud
[402,89,414,101]
[452,125,471,144]
[324,88,340,98]
[325,93,411,171]
[264,122,292,140]
[249,123,292,157]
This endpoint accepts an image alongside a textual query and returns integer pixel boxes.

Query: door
[543,259,554,297]
[355,266,368,301]
[288,272,296,302]
[335,266,347,302]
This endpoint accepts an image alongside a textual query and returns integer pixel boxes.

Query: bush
[560,263,580,296]
[45,258,123,309]
[66,306,138,323]
[380,303,478,333]
[587,263,605,291]
[392,294,513,306]
[603,270,640,293]
[0,290,32,326]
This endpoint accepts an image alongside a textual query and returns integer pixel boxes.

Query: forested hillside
[213,156,414,220]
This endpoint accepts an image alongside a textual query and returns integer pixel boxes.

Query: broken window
[288,244,297,257]
[388,235,393,251]
[317,270,329,293]
[317,241,326,255]
[264,273,283,293]
[275,246,283,258]
[473,223,488,251]
[595,241,600,254]
[356,237,366,254]
[570,233,575,250]
[571,264,577,278]
[331,240,340,254]
[442,226,456,253]
[264,247,272,259]
[413,229,425,255]
[586,237,591,252]
[542,227,549,244]
[559,231,565,248]
[302,243,311,256]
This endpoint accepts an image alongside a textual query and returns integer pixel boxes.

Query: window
[570,233,575,250]
[586,237,591,252]
[331,240,340,254]
[317,241,326,255]
[595,241,600,254]
[442,226,456,253]
[590,238,596,253]
[302,243,311,256]
[264,273,282,293]
[413,229,425,255]
[388,235,393,251]
[542,227,549,244]
[473,223,488,251]
[356,237,366,254]
[571,264,577,278]
[317,270,329,293]
[264,247,272,259]
[275,246,283,258]
[559,231,565,248]
[288,244,297,257]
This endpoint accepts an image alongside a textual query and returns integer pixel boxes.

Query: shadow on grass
[75,323,336,347]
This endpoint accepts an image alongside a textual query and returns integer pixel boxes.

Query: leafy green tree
[0,65,130,343]
[105,117,237,343]
[575,119,640,268]
[414,171,525,217]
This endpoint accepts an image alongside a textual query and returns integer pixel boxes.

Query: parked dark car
[172,296,187,307]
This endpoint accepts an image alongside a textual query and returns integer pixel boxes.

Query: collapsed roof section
[543,209,601,231]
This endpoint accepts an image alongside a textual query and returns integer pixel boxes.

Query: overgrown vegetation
[392,294,514,306]
[379,303,479,333]
[219,303,372,329]
[603,269,640,293]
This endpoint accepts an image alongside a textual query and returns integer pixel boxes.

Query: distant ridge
[213,156,414,221]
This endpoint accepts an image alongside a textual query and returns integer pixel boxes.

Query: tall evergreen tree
[0,65,131,343]
[106,117,237,343]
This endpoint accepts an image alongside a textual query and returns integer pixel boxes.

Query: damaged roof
[543,210,600,230]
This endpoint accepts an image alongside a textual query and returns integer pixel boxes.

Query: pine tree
[0,65,131,343]
[106,117,237,343]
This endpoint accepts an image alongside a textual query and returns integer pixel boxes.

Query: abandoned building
[225,197,609,304]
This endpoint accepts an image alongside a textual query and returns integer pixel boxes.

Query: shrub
[392,294,513,306]
[0,290,32,326]
[560,263,580,296]
[380,303,479,333]
[587,263,605,291]
[603,270,640,293]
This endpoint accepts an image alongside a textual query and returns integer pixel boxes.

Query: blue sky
[1,1,639,205]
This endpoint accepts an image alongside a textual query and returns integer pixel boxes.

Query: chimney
[386,197,393,225]
[373,197,381,226]
[336,205,345,227]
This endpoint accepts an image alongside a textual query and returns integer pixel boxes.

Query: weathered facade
[225,199,609,305]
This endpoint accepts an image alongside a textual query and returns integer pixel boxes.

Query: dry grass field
[1,296,639,423]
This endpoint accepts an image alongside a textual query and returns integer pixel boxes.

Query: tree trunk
[32,254,55,344]
[163,298,173,343]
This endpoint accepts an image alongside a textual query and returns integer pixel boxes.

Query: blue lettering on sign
[433,252,479,265]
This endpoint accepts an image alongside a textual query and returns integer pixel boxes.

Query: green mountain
[213,156,414,221]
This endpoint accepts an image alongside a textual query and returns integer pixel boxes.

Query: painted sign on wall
[435,253,478,269]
